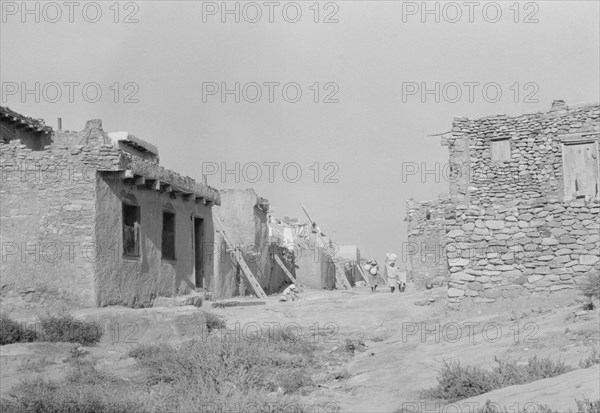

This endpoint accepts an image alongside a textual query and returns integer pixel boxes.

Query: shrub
[38,314,102,346]
[0,314,38,345]
[275,368,313,394]
[424,356,573,402]
[575,399,600,413]
[580,272,600,308]
[423,361,499,402]
[203,311,226,332]
[0,376,144,413]
[580,347,600,368]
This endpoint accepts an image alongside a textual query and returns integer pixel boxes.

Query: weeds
[424,356,573,402]
[203,311,226,332]
[38,314,102,345]
[0,313,38,345]
[125,328,318,411]
[580,272,600,309]
[580,347,600,368]
[1,359,143,413]
[0,313,102,346]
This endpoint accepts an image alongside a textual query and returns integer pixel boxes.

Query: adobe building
[407,101,600,306]
[212,188,289,298]
[0,106,220,309]
[335,245,362,286]
[268,216,337,290]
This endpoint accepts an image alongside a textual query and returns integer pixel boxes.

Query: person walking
[364,259,384,292]
[397,267,407,293]
[384,253,400,293]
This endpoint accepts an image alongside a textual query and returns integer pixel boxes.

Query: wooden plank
[563,142,599,199]
[274,254,298,284]
[215,217,267,299]
[356,264,371,287]
[146,179,160,191]
[491,139,511,162]
[334,260,352,290]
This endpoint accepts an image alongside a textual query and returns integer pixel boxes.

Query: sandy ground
[1,284,599,412]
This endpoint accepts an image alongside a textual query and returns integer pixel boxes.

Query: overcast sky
[2,0,599,261]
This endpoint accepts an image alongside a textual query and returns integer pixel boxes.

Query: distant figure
[397,268,407,293]
[384,253,399,293]
[364,259,384,292]
[279,284,299,302]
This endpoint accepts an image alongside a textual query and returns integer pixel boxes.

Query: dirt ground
[1,284,599,412]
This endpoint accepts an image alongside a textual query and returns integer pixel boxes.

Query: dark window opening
[122,203,140,258]
[162,211,176,260]
[425,212,431,220]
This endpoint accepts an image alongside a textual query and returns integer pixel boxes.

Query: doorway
[193,217,205,289]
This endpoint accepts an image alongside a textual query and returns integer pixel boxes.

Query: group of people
[363,253,407,293]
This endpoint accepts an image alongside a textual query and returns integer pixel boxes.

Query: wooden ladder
[215,217,267,299]
[334,259,352,290]
[355,264,371,287]
[274,254,298,285]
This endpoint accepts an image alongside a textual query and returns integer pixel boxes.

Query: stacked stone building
[407,101,600,306]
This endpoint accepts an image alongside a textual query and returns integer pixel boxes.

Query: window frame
[560,133,600,201]
[122,200,141,260]
[490,137,512,163]
[161,210,176,261]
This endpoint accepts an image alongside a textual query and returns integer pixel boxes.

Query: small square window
[162,211,176,260]
[491,139,511,162]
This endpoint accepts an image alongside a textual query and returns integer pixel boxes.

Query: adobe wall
[94,176,214,307]
[294,233,337,290]
[0,120,118,309]
[213,189,288,298]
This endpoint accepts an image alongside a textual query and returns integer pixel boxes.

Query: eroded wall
[406,198,450,289]
[0,120,117,309]
[294,233,337,290]
[213,189,288,298]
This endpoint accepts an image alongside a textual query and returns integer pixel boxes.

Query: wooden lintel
[146,179,160,191]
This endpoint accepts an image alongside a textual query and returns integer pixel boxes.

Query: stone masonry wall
[406,197,451,289]
[445,102,599,204]
[0,120,122,309]
[445,199,599,306]
[408,101,599,306]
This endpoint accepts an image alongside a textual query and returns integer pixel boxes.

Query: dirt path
[2,285,598,412]
[208,285,599,412]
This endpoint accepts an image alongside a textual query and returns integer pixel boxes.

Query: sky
[1,0,599,261]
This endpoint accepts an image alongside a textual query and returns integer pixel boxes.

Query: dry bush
[423,356,573,402]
